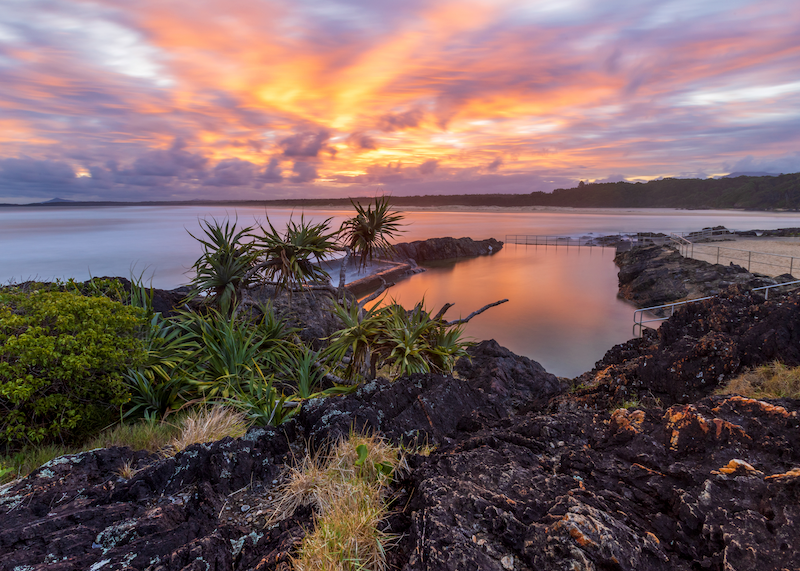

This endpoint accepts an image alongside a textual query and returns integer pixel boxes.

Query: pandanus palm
[252,215,339,302]
[340,197,404,270]
[187,217,256,314]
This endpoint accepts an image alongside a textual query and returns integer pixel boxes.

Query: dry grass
[86,419,180,453]
[718,362,800,399]
[116,458,140,480]
[268,433,406,571]
[168,406,249,454]
[0,419,181,485]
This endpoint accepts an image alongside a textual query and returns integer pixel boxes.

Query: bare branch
[336,246,351,300]
[433,303,455,321]
[445,299,509,326]
[241,260,271,284]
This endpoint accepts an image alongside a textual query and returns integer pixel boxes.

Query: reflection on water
[373,244,636,378]
[4,205,800,378]
[3,205,800,288]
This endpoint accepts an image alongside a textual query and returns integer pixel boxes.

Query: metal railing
[633,279,800,335]
[505,234,624,247]
[688,243,799,276]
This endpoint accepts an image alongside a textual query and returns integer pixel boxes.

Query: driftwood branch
[445,299,509,326]
[433,303,455,321]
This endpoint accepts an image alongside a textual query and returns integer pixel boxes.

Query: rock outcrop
[391,237,503,263]
[3,344,800,570]
[391,394,800,571]
[299,340,564,447]
[615,245,791,308]
[573,285,800,408]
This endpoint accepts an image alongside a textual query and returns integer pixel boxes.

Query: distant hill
[3,173,799,211]
[384,173,800,210]
[723,172,780,178]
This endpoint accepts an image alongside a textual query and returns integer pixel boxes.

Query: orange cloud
[0,0,799,201]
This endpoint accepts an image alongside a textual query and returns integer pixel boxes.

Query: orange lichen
[714,459,761,476]
[663,405,750,451]
[765,468,800,482]
[610,409,646,435]
[569,526,597,548]
[713,396,793,419]
[631,463,666,478]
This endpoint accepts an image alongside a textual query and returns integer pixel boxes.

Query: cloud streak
[0,0,799,202]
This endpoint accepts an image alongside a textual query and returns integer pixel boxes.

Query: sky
[1,0,799,203]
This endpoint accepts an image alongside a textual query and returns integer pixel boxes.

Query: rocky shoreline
[2,240,800,570]
[345,236,503,297]
[615,244,796,308]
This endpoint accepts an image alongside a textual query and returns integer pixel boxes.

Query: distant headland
[2,172,799,211]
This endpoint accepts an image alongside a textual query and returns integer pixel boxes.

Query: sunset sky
[1,0,799,203]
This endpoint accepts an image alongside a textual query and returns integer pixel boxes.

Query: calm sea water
[3,205,800,376]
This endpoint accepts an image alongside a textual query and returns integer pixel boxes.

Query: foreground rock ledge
[1,344,800,569]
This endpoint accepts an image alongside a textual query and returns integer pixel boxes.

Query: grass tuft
[0,419,181,485]
[269,433,405,571]
[168,406,249,454]
[116,458,140,480]
[718,361,800,399]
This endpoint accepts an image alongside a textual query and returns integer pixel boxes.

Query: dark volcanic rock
[392,236,503,263]
[615,245,784,308]
[573,285,800,408]
[0,427,303,571]
[390,395,800,571]
[299,340,564,447]
[3,333,800,569]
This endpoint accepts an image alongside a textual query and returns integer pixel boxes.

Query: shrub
[327,299,471,381]
[187,217,257,314]
[0,289,146,448]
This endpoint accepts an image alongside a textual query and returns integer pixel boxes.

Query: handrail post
[717,247,720,264]
[748,251,752,271]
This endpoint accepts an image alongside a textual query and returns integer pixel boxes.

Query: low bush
[0,288,146,448]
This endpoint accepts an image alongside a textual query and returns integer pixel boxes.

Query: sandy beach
[690,237,800,277]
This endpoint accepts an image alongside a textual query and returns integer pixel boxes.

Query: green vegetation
[0,200,473,483]
[327,299,471,381]
[382,173,800,210]
[340,196,404,269]
[0,288,146,447]
[254,215,340,302]
[187,217,257,315]
[718,361,800,399]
